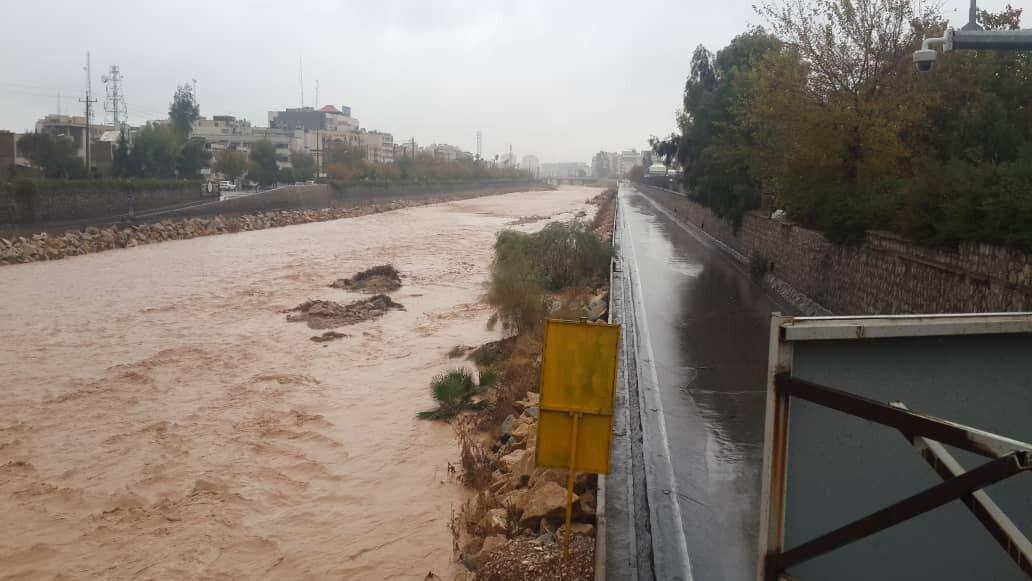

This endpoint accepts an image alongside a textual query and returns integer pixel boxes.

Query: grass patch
[417,368,494,421]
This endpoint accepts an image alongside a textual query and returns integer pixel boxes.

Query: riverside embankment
[0,186,599,579]
[0,181,546,266]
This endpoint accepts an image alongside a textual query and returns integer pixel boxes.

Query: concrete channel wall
[157,179,541,220]
[641,186,1032,315]
[0,182,204,224]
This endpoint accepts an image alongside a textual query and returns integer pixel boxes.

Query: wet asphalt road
[620,186,783,580]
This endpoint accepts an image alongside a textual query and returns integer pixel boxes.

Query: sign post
[534,319,620,556]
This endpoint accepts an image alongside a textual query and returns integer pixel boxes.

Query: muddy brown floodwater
[0,187,600,580]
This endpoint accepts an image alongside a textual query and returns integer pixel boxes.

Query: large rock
[518,480,576,528]
[498,449,527,474]
[499,488,527,510]
[511,446,536,483]
[479,507,509,536]
[528,467,566,489]
[511,421,534,441]
[576,489,596,519]
[500,414,516,437]
[470,535,509,568]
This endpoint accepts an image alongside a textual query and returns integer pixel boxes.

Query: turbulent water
[0,187,599,579]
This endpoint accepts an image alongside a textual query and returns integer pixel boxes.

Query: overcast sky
[0,0,1012,163]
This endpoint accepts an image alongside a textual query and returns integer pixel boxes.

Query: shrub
[457,420,494,489]
[478,368,500,388]
[485,222,611,335]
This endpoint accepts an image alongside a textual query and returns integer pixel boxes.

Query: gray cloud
[0,0,1000,162]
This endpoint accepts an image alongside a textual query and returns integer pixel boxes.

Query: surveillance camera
[913,48,936,72]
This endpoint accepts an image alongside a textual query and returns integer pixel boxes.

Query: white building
[540,162,588,178]
[423,143,472,161]
[619,149,642,176]
[360,130,395,164]
[521,154,540,175]
[191,116,295,168]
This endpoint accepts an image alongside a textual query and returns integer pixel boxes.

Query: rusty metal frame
[757,313,1032,581]
[776,375,1032,459]
[769,450,1029,573]
[893,403,1032,575]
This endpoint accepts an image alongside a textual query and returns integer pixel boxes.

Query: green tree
[290,151,316,181]
[169,84,200,138]
[277,166,295,184]
[913,6,1030,165]
[176,138,211,178]
[16,132,85,178]
[214,149,248,180]
[111,131,131,177]
[127,125,180,177]
[248,139,279,186]
[651,29,781,225]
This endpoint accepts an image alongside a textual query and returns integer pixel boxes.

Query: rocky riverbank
[0,190,524,267]
[447,186,618,580]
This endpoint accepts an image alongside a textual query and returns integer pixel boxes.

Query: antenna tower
[102,64,127,131]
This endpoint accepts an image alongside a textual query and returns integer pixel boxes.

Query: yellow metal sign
[535,319,620,474]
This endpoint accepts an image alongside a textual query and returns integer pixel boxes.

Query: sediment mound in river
[286,294,404,329]
[330,264,402,293]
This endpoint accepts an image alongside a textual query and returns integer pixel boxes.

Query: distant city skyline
[0,0,992,163]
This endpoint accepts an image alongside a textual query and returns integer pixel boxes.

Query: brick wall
[641,186,1032,315]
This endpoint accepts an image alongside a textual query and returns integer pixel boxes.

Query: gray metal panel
[785,334,1032,580]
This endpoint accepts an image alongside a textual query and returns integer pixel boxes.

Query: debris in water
[506,215,549,226]
[310,331,350,342]
[286,294,404,329]
[330,264,402,293]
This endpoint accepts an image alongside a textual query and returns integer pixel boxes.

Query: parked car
[219,181,238,192]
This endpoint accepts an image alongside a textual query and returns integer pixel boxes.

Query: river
[0,187,599,579]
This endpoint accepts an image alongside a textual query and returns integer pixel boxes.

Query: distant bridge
[543,176,618,188]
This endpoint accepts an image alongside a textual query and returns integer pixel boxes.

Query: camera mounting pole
[915,0,1032,71]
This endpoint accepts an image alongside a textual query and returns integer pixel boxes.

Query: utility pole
[476,130,482,160]
[79,52,97,176]
[299,55,304,108]
[314,79,321,176]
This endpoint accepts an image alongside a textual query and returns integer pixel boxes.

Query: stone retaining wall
[641,186,1032,315]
